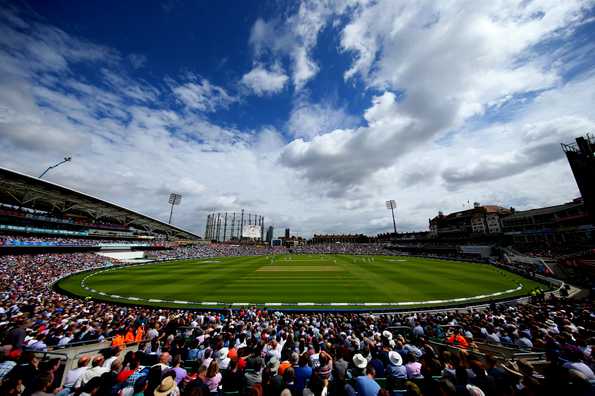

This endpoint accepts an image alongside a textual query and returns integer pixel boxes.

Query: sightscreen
[242,224,261,238]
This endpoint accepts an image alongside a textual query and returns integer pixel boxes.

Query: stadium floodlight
[385,200,397,235]
[168,193,182,224]
[39,156,72,178]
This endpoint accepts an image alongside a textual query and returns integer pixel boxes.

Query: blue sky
[1,0,594,237]
[25,0,369,135]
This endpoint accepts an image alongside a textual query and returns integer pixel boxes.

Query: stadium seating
[0,244,593,396]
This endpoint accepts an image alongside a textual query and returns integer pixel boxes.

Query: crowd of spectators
[0,234,160,247]
[292,244,393,256]
[148,244,397,261]
[0,246,592,396]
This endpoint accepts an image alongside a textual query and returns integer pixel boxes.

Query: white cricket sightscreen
[242,224,261,238]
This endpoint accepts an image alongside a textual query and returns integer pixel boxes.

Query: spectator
[353,364,380,396]
[171,355,188,385]
[153,352,171,373]
[405,352,423,379]
[153,374,179,396]
[386,350,407,381]
[75,354,109,389]
[205,360,221,393]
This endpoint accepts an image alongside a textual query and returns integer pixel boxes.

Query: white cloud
[171,76,237,112]
[246,1,354,90]
[1,3,594,239]
[241,65,288,96]
[340,0,586,125]
[287,100,358,139]
[281,0,592,188]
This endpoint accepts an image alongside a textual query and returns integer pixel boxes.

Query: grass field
[56,254,545,309]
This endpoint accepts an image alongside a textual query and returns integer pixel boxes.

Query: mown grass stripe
[57,254,544,309]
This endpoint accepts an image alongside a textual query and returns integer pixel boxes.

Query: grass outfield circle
[56,254,545,309]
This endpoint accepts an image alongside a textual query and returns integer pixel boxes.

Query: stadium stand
[0,167,199,242]
[0,168,592,396]
[0,244,593,396]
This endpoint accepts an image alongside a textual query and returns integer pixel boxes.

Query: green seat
[184,360,197,371]
[376,378,388,388]
[223,392,239,396]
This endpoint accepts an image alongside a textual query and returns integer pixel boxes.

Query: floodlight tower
[39,156,72,178]
[168,193,182,224]
[385,200,397,235]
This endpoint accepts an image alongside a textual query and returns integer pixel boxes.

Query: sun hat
[154,376,176,396]
[388,351,402,366]
[465,384,485,396]
[267,356,280,372]
[501,361,523,378]
[382,330,393,340]
[352,353,367,369]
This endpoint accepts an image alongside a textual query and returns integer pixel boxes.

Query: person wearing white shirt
[152,352,171,373]
[74,355,109,389]
[58,333,73,346]
[103,346,122,369]
[63,355,91,389]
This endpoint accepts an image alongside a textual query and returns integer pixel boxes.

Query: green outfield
[56,254,545,309]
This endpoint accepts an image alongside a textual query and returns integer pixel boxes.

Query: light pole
[39,156,72,178]
[168,193,182,224]
[385,200,397,235]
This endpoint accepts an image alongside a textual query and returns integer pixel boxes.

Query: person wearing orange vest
[125,328,135,344]
[447,329,469,349]
[135,326,144,343]
[111,333,124,347]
